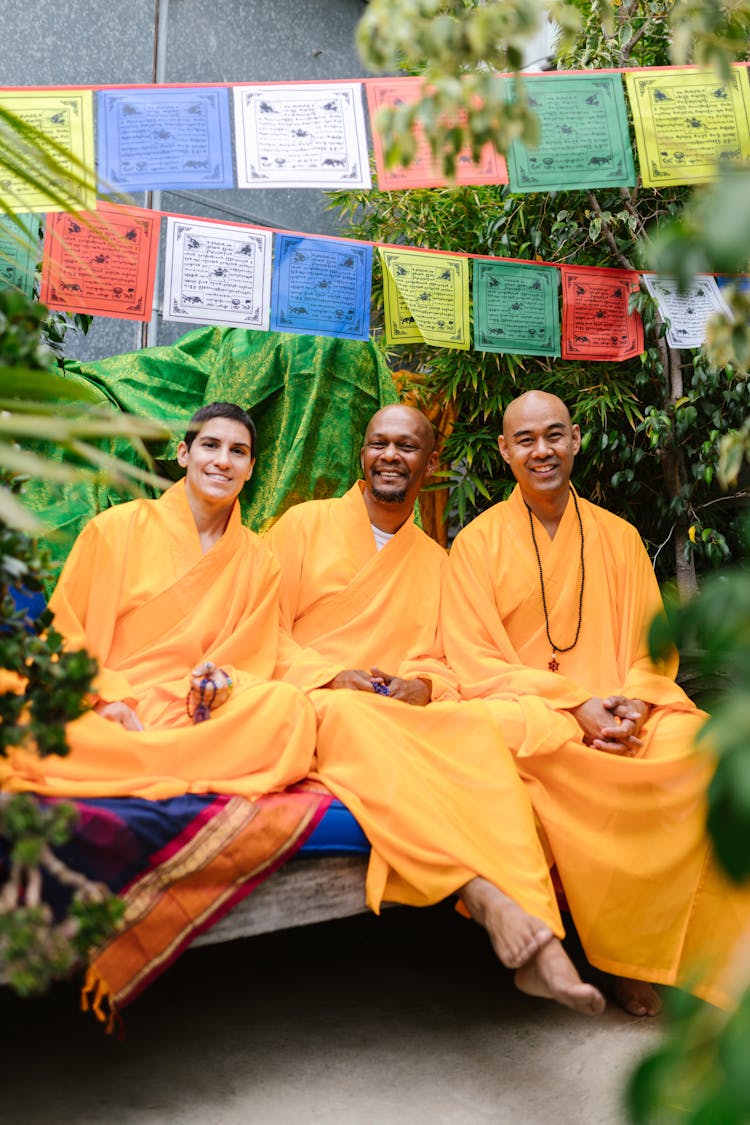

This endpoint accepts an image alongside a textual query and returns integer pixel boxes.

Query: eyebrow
[199,433,251,452]
[367,431,420,442]
[511,423,566,439]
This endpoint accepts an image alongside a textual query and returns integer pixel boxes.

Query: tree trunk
[665,346,698,599]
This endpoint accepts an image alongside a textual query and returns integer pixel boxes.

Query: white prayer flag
[163,217,273,330]
[642,273,732,349]
[233,83,371,189]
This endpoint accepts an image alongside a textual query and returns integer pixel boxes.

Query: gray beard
[371,484,408,504]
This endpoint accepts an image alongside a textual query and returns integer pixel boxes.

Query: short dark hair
[183,402,257,458]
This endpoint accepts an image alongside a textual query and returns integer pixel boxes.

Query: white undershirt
[371,523,394,551]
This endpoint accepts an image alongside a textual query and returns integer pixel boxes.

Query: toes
[501,926,554,970]
[612,979,662,1018]
[585,987,607,1016]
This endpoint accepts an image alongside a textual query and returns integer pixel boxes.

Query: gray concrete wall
[3,0,372,359]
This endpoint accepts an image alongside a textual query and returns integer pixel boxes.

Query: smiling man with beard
[267,404,605,1016]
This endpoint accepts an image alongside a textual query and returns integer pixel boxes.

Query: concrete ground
[1,904,663,1125]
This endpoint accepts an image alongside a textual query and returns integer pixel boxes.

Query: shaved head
[360,403,439,529]
[364,404,436,454]
[498,390,581,517]
[502,391,573,441]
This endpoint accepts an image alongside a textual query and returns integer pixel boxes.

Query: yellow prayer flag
[379,246,470,350]
[625,66,750,187]
[0,89,96,214]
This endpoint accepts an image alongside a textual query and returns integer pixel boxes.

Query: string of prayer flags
[366,76,508,191]
[560,265,643,361]
[97,87,234,193]
[380,247,470,350]
[625,66,750,188]
[162,217,273,330]
[718,275,750,294]
[40,203,159,321]
[642,273,732,348]
[0,214,40,296]
[473,260,560,356]
[0,89,95,213]
[270,234,372,341]
[232,83,371,190]
[505,74,636,193]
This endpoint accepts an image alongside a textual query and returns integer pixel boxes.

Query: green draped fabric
[25,327,398,583]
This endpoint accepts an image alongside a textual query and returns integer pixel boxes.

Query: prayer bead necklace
[185,669,234,723]
[525,487,585,672]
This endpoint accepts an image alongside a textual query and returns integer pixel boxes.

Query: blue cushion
[300,798,370,855]
[7,585,47,624]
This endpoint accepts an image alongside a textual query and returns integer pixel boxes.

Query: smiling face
[360,405,438,512]
[177,416,255,510]
[498,392,581,509]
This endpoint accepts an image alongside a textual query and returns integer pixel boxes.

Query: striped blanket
[34,782,332,1026]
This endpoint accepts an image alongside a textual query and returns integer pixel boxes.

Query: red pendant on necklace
[548,654,560,672]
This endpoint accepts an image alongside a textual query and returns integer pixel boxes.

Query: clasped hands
[93,661,234,730]
[326,666,431,706]
[570,695,651,756]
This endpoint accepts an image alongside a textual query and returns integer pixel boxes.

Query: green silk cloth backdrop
[26,327,398,582]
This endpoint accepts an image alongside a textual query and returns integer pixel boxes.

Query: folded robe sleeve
[444,524,590,711]
[266,510,345,692]
[49,519,139,708]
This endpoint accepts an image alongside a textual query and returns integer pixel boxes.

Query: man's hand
[603,696,651,739]
[370,667,431,706]
[569,696,642,756]
[94,700,144,731]
[325,669,378,693]
[189,661,233,715]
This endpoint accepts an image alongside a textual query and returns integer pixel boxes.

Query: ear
[177,440,189,468]
[245,457,256,482]
[359,447,365,474]
[425,448,440,478]
[498,434,511,465]
[571,424,582,455]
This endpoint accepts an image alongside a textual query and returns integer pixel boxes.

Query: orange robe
[2,479,316,801]
[266,481,564,931]
[443,485,750,1007]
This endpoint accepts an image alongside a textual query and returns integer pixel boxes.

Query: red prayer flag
[40,202,159,322]
[366,77,508,191]
[560,265,643,361]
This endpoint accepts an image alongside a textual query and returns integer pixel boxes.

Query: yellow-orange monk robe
[266,481,563,932]
[2,479,316,800]
[443,486,750,1008]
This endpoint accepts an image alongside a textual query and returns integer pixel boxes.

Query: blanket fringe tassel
[82,966,122,1037]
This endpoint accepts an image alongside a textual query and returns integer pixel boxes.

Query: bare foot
[515,940,606,1016]
[459,877,554,970]
[612,976,662,1017]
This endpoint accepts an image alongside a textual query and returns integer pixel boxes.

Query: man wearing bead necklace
[268,403,606,1017]
[443,389,750,1015]
[2,402,317,801]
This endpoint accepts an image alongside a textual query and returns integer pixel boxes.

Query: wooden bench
[192,853,373,948]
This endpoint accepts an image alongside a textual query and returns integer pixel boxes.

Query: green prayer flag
[473,260,560,357]
[0,214,40,297]
[506,74,636,193]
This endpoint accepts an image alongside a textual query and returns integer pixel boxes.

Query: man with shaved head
[443,390,750,1015]
[267,403,605,1016]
